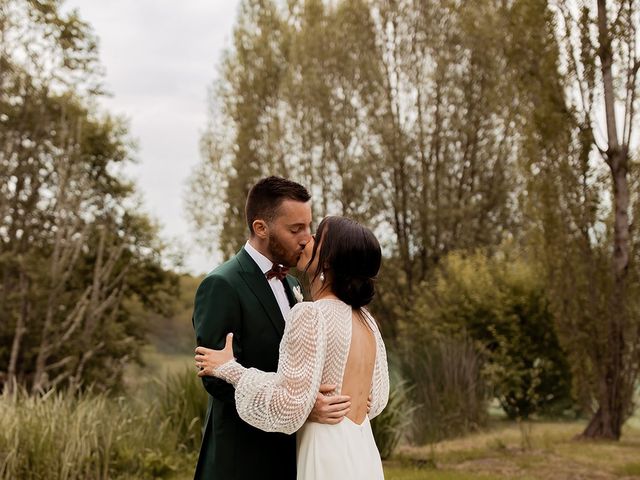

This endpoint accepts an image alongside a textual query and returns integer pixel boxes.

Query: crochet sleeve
[368,315,390,419]
[213,302,326,434]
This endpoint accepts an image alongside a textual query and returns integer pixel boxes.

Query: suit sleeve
[193,274,243,404]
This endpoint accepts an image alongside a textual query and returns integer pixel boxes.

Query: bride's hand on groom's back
[307,384,351,425]
[195,333,235,377]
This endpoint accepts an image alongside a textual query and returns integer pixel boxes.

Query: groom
[193,177,350,480]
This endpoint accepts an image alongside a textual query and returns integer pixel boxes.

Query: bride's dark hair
[306,216,381,309]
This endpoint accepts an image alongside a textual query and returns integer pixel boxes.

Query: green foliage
[0,0,179,393]
[399,334,488,444]
[371,360,416,459]
[0,368,208,480]
[0,387,188,479]
[153,368,209,452]
[408,250,573,420]
[187,0,518,286]
[144,274,203,356]
[511,0,640,437]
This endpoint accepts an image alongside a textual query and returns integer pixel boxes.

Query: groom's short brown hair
[245,176,311,234]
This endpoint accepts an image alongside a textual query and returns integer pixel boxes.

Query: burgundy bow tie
[266,264,289,281]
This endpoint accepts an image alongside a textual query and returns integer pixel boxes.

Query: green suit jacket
[192,247,300,480]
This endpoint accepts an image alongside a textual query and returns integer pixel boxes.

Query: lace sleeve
[367,314,389,420]
[214,302,326,434]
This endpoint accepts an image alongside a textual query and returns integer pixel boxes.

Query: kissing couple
[192,176,389,479]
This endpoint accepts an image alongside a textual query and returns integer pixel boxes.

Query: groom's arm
[193,274,242,404]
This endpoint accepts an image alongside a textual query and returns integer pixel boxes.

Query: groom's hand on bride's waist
[307,384,351,425]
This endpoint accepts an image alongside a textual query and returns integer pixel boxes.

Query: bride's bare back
[213,299,388,436]
[341,311,377,424]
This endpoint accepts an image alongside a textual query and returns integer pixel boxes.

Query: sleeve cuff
[214,359,246,387]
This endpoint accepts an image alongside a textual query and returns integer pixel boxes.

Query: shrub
[407,250,574,419]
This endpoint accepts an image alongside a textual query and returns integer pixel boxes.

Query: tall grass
[372,361,416,459]
[0,368,207,480]
[0,389,114,479]
[154,367,209,451]
[402,335,487,444]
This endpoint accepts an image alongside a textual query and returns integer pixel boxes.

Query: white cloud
[62,0,241,274]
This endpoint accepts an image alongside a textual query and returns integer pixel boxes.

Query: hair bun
[309,216,382,309]
[334,274,375,309]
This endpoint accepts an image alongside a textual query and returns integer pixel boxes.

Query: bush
[407,250,574,419]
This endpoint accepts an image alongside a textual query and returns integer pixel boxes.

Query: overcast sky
[62,1,242,275]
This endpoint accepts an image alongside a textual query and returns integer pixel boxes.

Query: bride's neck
[314,291,338,301]
[310,282,337,301]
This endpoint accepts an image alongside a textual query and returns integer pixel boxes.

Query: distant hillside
[146,274,203,355]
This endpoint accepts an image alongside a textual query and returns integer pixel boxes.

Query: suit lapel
[236,248,286,337]
[282,277,296,308]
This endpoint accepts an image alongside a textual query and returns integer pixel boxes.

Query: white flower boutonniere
[293,285,304,303]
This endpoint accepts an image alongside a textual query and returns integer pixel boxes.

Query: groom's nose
[299,228,312,247]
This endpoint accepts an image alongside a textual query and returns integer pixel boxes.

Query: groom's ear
[253,219,269,239]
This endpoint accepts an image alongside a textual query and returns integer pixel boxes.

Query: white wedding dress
[214,298,389,480]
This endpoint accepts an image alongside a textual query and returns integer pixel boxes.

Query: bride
[195,216,389,479]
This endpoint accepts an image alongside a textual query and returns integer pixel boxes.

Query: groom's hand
[307,384,351,424]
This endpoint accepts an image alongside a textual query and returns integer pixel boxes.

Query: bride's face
[297,233,320,275]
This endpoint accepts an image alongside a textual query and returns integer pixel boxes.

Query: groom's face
[266,199,312,267]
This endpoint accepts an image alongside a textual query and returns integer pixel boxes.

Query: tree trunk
[6,269,29,393]
[578,0,634,441]
[580,151,630,441]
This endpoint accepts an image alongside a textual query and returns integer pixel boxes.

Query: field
[163,420,640,480]
[140,353,640,480]
[5,350,638,480]
[384,420,640,479]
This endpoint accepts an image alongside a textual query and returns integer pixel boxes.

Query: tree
[511,0,640,439]
[186,0,521,341]
[0,0,177,393]
[553,0,640,440]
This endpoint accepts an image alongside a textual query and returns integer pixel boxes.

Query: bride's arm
[199,302,327,434]
[367,315,390,420]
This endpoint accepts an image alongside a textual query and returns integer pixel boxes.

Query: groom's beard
[268,232,300,268]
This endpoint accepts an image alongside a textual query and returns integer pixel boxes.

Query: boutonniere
[293,285,304,303]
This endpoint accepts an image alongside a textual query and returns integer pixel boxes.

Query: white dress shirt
[244,241,291,320]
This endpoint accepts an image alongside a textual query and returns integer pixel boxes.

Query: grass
[0,358,204,480]
[0,387,193,480]
[132,351,640,480]
[5,347,639,480]
[384,467,505,480]
[164,420,640,480]
[390,419,640,479]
